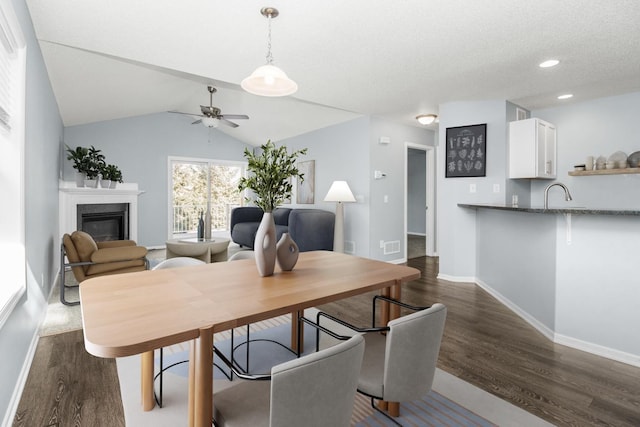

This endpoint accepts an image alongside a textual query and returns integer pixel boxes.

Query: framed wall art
[445,123,487,178]
[296,160,315,204]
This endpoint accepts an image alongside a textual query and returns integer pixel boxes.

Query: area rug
[116,313,553,427]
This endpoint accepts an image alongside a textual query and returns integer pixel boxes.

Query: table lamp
[324,180,356,253]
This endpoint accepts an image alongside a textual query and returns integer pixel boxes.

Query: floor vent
[344,240,355,254]
[383,240,400,255]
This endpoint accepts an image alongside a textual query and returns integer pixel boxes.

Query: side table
[165,237,230,263]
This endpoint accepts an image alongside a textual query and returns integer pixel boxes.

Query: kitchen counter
[458,203,640,216]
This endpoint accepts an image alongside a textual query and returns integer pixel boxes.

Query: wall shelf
[568,167,640,176]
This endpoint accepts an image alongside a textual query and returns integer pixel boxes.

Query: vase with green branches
[238,140,307,276]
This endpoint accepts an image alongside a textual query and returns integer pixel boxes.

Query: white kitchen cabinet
[509,118,556,179]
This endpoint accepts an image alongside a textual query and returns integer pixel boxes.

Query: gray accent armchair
[212,334,365,427]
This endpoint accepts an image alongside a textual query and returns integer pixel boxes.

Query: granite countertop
[458,203,640,216]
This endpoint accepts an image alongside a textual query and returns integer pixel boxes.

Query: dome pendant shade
[241,64,298,97]
[242,7,297,97]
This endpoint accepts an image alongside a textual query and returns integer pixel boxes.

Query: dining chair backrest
[152,257,205,270]
[383,303,447,402]
[270,333,365,427]
[227,250,255,261]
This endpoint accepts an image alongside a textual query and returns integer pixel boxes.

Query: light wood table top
[79,250,421,426]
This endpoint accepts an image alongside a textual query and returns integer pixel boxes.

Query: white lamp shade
[241,64,298,97]
[416,114,437,125]
[201,117,219,128]
[324,181,356,203]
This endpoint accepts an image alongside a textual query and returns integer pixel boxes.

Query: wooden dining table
[80,251,420,427]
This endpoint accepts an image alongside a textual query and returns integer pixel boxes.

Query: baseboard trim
[2,331,39,427]
[436,273,476,283]
[475,278,555,341]
[439,275,639,368]
[554,333,640,368]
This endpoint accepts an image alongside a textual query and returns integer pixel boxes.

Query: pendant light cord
[265,12,273,65]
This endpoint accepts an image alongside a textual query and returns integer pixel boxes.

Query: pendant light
[241,7,298,97]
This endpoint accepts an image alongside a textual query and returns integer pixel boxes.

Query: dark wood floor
[319,256,640,427]
[13,329,124,427]
[14,256,640,426]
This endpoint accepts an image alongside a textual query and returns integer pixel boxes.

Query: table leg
[141,350,155,411]
[290,310,304,353]
[379,281,402,417]
[194,327,213,427]
[188,339,196,427]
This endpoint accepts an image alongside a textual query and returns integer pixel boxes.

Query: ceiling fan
[170,86,249,128]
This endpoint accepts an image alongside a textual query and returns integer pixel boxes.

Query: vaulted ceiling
[25,0,640,145]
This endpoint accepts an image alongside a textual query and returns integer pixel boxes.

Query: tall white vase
[254,212,277,277]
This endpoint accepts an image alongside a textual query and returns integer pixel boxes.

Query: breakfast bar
[457,203,640,365]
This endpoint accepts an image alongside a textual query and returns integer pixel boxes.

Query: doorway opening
[404,143,436,259]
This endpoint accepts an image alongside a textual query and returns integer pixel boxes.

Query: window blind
[0,8,18,132]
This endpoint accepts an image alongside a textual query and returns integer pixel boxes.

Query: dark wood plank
[13,330,124,427]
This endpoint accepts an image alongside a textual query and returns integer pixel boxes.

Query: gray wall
[282,117,372,257]
[282,116,435,260]
[369,117,434,261]
[437,100,508,279]
[63,114,253,247]
[1,0,64,422]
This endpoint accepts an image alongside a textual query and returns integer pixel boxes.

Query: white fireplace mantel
[59,180,144,242]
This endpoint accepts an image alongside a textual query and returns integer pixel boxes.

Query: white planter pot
[74,172,86,187]
[100,179,112,188]
[84,179,98,188]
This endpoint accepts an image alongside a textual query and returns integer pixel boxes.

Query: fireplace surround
[59,181,143,244]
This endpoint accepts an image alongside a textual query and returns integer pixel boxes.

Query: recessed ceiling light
[557,94,573,100]
[539,59,560,68]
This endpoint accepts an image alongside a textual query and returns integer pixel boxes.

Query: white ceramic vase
[276,233,299,271]
[254,212,277,277]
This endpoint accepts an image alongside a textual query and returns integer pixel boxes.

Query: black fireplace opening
[77,203,129,242]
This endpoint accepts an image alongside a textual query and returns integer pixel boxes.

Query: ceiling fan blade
[219,114,249,120]
[191,119,203,125]
[168,110,201,117]
[219,118,239,128]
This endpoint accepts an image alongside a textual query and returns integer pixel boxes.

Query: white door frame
[404,143,436,257]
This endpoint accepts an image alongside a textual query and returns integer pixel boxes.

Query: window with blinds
[0,1,26,329]
[0,7,18,132]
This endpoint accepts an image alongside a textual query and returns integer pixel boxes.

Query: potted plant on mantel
[82,145,106,188]
[100,164,123,189]
[238,140,307,277]
[65,145,89,187]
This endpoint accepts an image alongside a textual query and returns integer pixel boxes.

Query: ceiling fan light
[241,64,298,97]
[201,117,219,128]
[416,114,437,125]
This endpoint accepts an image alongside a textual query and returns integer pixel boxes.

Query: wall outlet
[469,183,477,193]
[380,240,384,248]
[493,183,500,193]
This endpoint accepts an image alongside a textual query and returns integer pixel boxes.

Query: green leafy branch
[238,140,307,212]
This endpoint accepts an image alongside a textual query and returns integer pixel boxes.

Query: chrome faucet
[544,182,573,209]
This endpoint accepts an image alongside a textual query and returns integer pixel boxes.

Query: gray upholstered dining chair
[308,298,447,425]
[212,333,365,427]
[152,256,206,406]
